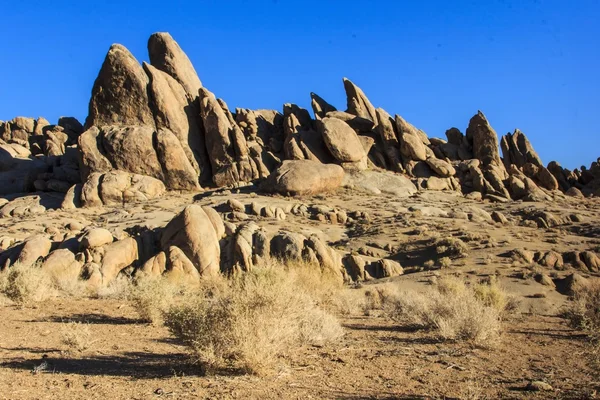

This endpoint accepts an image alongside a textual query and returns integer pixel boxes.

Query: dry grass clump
[60,322,94,352]
[0,262,55,305]
[379,277,514,347]
[163,262,345,375]
[435,237,469,258]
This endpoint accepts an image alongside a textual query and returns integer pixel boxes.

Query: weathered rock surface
[264,160,344,196]
[160,205,221,276]
[86,44,155,127]
[317,117,366,164]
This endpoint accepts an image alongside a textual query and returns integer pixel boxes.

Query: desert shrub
[435,237,469,258]
[563,278,600,332]
[163,262,344,375]
[129,277,178,324]
[94,274,132,299]
[473,278,520,317]
[60,322,93,352]
[0,269,10,305]
[362,285,398,316]
[380,277,510,346]
[438,257,452,268]
[562,278,600,373]
[1,262,54,305]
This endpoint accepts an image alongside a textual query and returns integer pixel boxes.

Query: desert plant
[94,274,132,299]
[380,277,509,346]
[0,269,10,305]
[435,237,469,258]
[163,262,344,375]
[562,278,600,332]
[1,262,54,305]
[129,277,179,324]
[438,257,452,268]
[60,322,94,352]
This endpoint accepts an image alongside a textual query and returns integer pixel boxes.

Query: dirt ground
[0,295,596,400]
[1,185,600,399]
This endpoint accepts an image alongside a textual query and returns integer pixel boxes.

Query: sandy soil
[1,185,599,399]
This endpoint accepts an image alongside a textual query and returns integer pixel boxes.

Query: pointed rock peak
[310,92,337,119]
[148,32,202,100]
[342,78,377,122]
[85,42,154,128]
[466,111,506,173]
[109,43,133,55]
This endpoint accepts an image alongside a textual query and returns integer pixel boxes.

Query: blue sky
[1,0,598,169]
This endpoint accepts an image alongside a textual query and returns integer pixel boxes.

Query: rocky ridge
[1,32,599,289]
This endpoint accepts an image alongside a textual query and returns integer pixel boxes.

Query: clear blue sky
[1,0,598,170]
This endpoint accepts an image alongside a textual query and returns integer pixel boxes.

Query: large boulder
[466,111,506,175]
[100,238,138,284]
[154,128,201,190]
[316,117,366,163]
[147,32,202,100]
[79,125,199,191]
[264,160,345,196]
[160,205,221,276]
[17,235,52,266]
[80,170,166,207]
[77,127,113,180]
[101,126,163,178]
[343,78,378,122]
[310,92,337,119]
[79,228,114,250]
[396,115,428,162]
[375,108,402,171]
[500,129,542,169]
[198,89,236,175]
[86,44,155,128]
[144,62,205,179]
[343,170,417,197]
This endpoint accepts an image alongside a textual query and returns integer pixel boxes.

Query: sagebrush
[378,276,514,346]
[163,261,345,375]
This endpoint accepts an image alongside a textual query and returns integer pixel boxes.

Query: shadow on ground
[1,352,204,379]
[32,313,143,325]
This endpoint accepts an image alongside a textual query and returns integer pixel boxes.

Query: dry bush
[438,257,452,269]
[163,262,344,375]
[94,274,132,299]
[129,277,178,324]
[563,278,600,332]
[0,269,11,306]
[435,237,469,258]
[562,278,600,373]
[380,277,511,347]
[362,284,399,316]
[1,262,55,305]
[60,322,93,352]
[472,278,520,318]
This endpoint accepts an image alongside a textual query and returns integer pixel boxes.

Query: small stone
[526,381,553,392]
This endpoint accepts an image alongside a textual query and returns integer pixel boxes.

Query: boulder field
[0,31,599,288]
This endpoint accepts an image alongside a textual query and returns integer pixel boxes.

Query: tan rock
[161,205,221,276]
[86,44,155,127]
[343,78,378,122]
[317,117,366,163]
[148,32,202,100]
[79,228,114,250]
[265,160,345,196]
